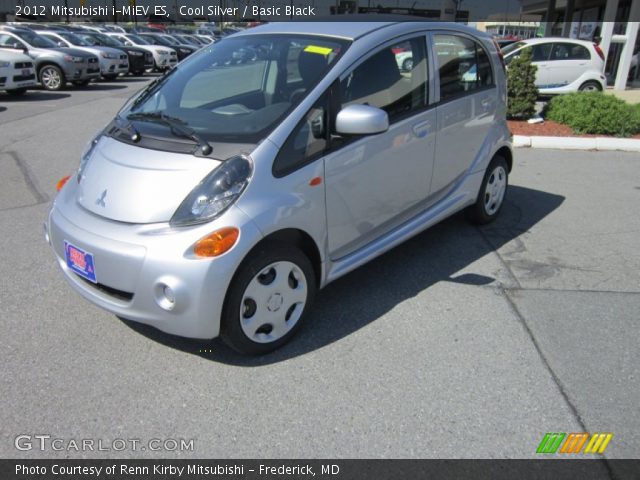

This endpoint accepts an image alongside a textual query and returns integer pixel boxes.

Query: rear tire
[466,155,509,225]
[220,242,316,355]
[579,80,602,92]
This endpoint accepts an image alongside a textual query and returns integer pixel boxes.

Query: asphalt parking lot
[1,77,639,461]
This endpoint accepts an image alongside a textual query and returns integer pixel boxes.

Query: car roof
[518,37,594,46]
[235,17,487,41]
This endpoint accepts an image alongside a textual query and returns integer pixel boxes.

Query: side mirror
[335,104,389,136]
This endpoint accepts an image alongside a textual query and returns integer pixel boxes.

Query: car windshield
[145,35,176,47]
[59,32,91,46]
[501,41,526,56]
[120,34,348,144]
[93,33,122,47]
[126,34,149,45]
[15,30,57,48]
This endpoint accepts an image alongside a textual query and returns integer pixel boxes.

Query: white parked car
[502,38,606,93]
[0,48,36,95]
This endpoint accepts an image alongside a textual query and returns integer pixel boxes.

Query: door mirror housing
[335,104,389,135]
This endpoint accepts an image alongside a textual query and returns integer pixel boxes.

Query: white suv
[502,38,606,94]
[0,48,36,95]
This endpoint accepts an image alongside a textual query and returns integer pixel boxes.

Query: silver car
[46,22,512,355]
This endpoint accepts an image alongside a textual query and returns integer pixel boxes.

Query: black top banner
[5,0,640,23]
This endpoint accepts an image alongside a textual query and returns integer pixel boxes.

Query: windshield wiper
[126,111,213,155]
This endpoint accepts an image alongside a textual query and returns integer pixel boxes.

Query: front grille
[120,54,127,60]
[14,61,33,69]
[87,57,98,64]
[13,74,35,82]
[145,53,152,60]
[170,51,177,56]
[77,274,134,302]
[0,76,6,85]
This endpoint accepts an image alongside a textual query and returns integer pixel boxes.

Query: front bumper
[63,59,101,81]
[46,184,263,339]
[0,69,36,90]
[100,56,129,75]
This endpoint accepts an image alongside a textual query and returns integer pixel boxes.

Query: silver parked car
[46,21,512,355]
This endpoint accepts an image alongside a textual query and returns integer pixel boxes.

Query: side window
[273,92,328,177]
[567,44,590,60]
[477,43,493,87]
[0,34,21,48]
[550,43,589,61]
[530,44,552,62]
[340,37,428,122]
[435,34,494,101]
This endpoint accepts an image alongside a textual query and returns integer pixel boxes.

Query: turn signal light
[56,175,71,192]
[194,227,239,258]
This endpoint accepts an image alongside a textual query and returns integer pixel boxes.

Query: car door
[430,33,497,198]
[323,35,436,259]
[505,42,552,88]
[546,42,592,87]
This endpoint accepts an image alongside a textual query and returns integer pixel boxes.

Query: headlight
[170,156,252,227]
[158,49,171,55]
[100,52,117,59]
[77,133,102,183]
[0,61,10,68]
[63,55,84,63]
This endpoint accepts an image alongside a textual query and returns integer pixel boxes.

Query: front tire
[466,156,509,225]
[39,65,65,91]
[221,243,316,355]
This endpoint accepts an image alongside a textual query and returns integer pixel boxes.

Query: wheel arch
[243,228,323,289]
[495,146,513,172]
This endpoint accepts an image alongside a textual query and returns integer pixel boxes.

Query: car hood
[75,45,124,57]
[0,49,32,62]
[52,47,98,58]
[77,136,222,224]
[140,45,175,54]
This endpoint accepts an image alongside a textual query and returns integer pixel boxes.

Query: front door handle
[412,120,432,138]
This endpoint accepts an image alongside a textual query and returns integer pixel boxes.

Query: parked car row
[0,22,220,94]
[392,36,608,96]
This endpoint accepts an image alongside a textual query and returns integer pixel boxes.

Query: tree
[507,47,539,120]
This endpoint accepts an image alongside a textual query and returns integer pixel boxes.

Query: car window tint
[340,36,428,122]
[477,42,493,86]
[435,34,493,101]
[0,34,20,48]
[552,43,591,60]
[273,92,328,177]
[530,43,552,62]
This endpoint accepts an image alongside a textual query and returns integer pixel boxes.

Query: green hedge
[546,93,640,137]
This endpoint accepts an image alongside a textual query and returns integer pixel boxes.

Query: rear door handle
[412,120,431,138]
[481,98,494,110]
